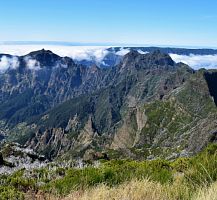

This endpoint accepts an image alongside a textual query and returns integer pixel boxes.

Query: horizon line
[0,41,217,50]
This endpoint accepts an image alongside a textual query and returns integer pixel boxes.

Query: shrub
[0,186,24,200]
[171,157,191,172]
[184,144,217,186]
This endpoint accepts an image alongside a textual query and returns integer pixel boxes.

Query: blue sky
[0,0,217,47]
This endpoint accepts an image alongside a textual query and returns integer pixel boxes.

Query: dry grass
[193,182,217,200]
[59,177,191,200]
[63,179,166,200]
[31,178,217,200]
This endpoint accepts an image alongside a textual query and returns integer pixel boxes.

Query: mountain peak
[121,50,141,67]
[124,50,141,59]
[121,50,175,70]
[24,49,61,68]
[26,49,58,56]
[146,50,175,66]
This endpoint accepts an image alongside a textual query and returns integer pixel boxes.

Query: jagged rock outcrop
[0,152,3,165]
[0,142,47,174]
[0,49,109,128]
[0,50,217,160]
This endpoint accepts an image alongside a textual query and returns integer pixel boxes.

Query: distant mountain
[0,49,110,126]
[107,47,217,56]
[0,49,217,161]
[74,46,217,68]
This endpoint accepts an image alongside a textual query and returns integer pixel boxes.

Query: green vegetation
[0,170,36,199]
[141,100,193,146]
[1,144,217,199]
[43,159,172,196]
[0,89,49,128]
[0,186,24,200]
[175,71,217,118]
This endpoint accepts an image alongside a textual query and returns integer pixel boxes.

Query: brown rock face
[1,50,217,160]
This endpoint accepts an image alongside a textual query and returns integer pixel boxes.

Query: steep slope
[1,50,217,160]
[134,70,217,156]
[0,50,110,129]
[75,47,217,68]
[15,50,211,160]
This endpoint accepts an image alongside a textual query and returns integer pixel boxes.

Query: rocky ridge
[0,49,217,161]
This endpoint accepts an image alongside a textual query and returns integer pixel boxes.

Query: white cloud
[0,45,110,62]
[0,55,41,72]
[0,45,111,70]
[115,48,148,56]
[0,56,9,71]
[170,54,217,69]
[0,56,19,71]
[24,56,41,70]
[137,50,148,54]
[1,45,217,70]
[92,48,109,62]
[116,48,130,56]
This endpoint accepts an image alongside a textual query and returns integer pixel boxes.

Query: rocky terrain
[0,48,217,162]
[0,142,47,174]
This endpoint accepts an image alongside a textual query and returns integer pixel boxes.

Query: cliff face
[0,49,110,128]
[0,50,217,160]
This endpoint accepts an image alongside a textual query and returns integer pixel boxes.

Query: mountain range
[75,46,217,68]
[0,48,217,160]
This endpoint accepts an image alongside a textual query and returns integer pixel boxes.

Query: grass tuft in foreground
[2,144,217,199]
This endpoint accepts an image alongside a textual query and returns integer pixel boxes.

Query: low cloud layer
[0,55,41,72]
[24,56,41,70]
[116,48,130,56]
[115,48,148,56]
[0,45,110,62]
[0,56,19,71]
[0,45,110,71]
[0,45,217,70]
[170,54,217,70]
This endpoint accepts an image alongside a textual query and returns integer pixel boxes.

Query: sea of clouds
[0,45,111,71]
[0,45,217,71]
[0,45,110,62]
[170,54,217,70]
